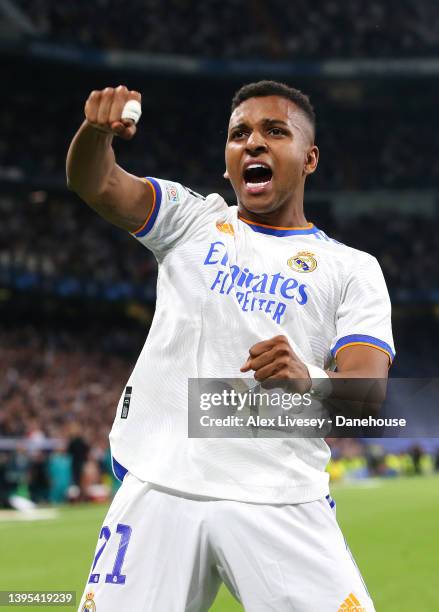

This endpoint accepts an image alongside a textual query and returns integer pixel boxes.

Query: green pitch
[1,476,438,611]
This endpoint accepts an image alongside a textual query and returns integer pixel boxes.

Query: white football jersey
[109,178,395,504]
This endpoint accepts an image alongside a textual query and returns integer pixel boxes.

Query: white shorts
[78,473,375,612]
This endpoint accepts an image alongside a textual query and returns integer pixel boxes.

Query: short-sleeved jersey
[109,177,395,504]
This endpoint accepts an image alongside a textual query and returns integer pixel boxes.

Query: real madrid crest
[287,251,317,273]
[81,592,96,612]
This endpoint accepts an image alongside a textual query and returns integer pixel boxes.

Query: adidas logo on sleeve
[338,592,366,611]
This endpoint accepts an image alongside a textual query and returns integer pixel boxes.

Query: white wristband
[305,363,332,399]
[121,100,142,125]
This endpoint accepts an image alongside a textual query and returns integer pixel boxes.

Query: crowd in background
[327,439,439,481]
[1,318,438,506]
[2,0,439,508]
[0,192,157,290]
[1,192,438,297]
[0,325,137,506]
[15,0,439,59]
[1,86,439,193]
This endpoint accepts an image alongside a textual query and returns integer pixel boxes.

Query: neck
[238,188,308,228]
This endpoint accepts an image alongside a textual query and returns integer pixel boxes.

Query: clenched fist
[84,85,141,140]
[241,335,311,393]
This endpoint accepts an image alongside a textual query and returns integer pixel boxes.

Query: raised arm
[66,85,152,233]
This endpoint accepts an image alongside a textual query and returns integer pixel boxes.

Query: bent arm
[241,337,390,405]
[66,120,152,232]
[66,87,153,233]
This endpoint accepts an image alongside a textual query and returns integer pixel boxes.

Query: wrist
[84,120,114,139]
[305,363,332,398]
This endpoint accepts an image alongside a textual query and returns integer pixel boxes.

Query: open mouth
[243,163,273,194]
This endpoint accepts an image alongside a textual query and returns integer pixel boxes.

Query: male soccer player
[67,81,394,611]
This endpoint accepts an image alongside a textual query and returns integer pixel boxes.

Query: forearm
[66,120,115,201]
[327,368,383,379]
[313,348,389,405]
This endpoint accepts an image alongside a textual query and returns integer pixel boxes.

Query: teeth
[246,163,269,170]
[246,180,271,187]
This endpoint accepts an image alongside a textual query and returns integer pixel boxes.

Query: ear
[223,170,230,179]
[304,145,319,176]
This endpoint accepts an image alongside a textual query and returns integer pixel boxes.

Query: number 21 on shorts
[88,523,132,585]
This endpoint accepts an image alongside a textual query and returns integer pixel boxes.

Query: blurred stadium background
[1,1,439,610]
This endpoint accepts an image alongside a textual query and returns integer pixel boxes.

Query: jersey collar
[238,215,318,237]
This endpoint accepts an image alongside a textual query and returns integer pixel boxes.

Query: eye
[268,127,286,136]
[230,129,247,140]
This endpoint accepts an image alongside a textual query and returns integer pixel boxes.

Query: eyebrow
[229,118,289,131]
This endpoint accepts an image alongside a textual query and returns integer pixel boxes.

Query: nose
[246,130,267,155]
